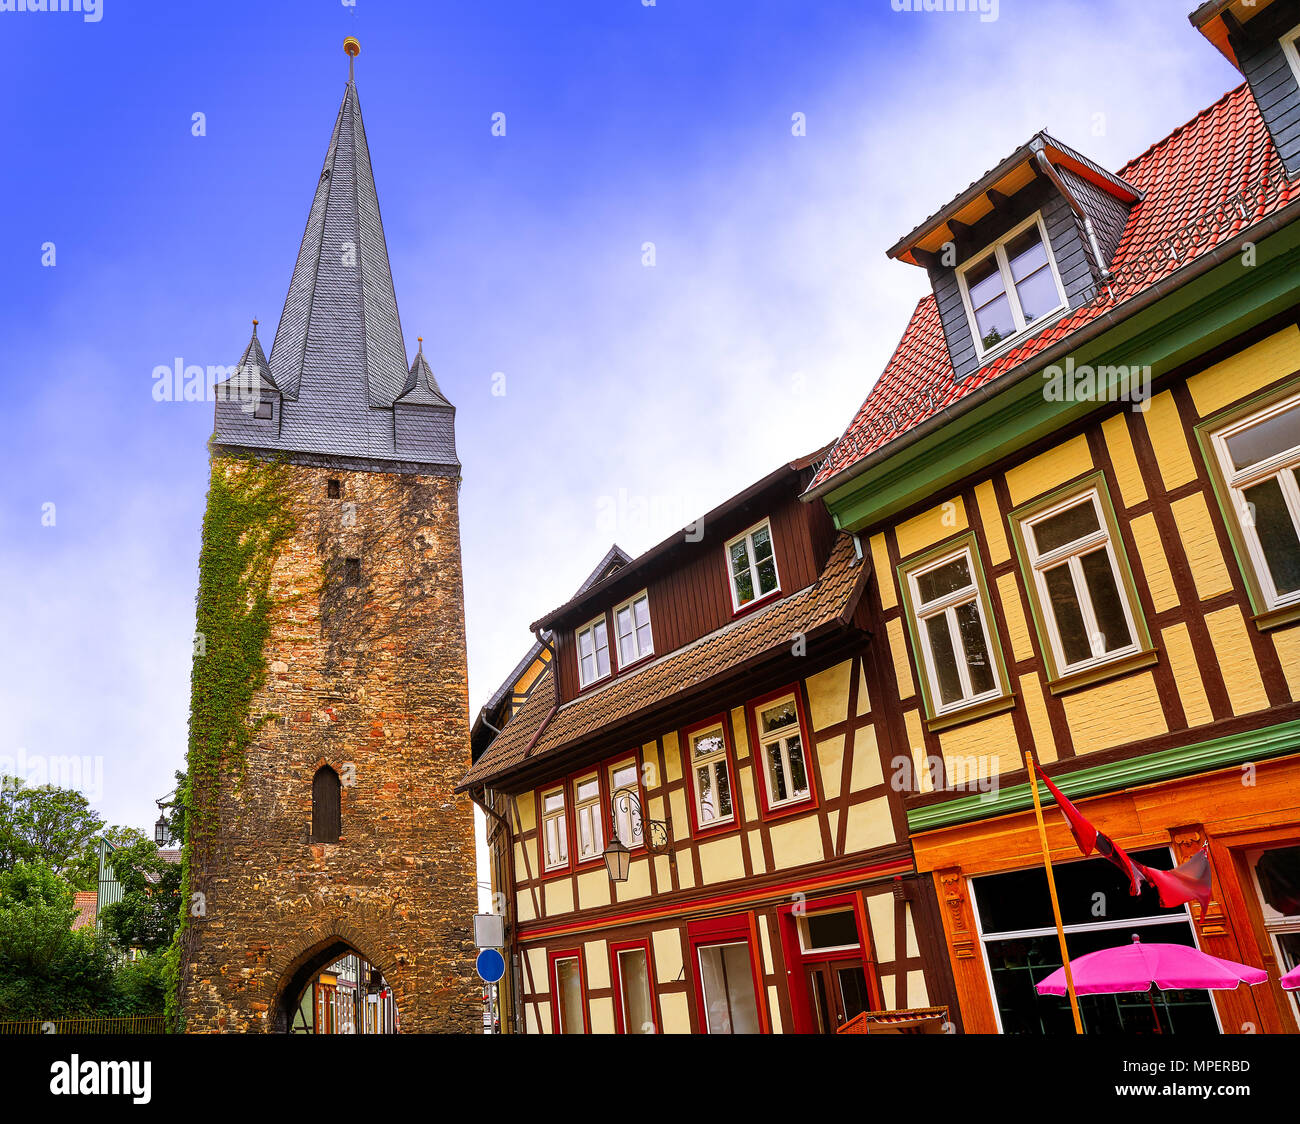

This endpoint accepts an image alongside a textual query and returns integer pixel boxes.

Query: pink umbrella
[1282,964,1300,991]
[1036,936,1267,996]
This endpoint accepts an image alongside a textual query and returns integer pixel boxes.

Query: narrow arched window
[312,766,341,843]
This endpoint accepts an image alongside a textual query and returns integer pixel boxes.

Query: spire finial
[252,318,259,337]
[417,336,423,355]
[343,37,360,83]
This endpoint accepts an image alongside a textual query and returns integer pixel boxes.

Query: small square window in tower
[327,479,341,499]
[253,399,273,420]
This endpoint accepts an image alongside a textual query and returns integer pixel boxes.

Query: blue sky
[0,0,1240,836]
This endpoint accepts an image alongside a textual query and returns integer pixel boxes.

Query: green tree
[0,860,117,1019]
[0,778,104,889]
[99,840,182,955]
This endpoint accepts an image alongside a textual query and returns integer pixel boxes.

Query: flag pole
[1025,749,1084,1035]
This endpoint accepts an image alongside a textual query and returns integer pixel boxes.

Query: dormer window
[613,591,653,666]
[957,213,1067,358]
[254,399,273,420]
[576,614,611,688]
[726,519,780,611]
[1283,24,1300,87]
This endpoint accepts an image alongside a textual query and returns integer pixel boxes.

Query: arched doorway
[272,938,400,1034]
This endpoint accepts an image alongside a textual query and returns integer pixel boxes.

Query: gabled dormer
[887,133,1142,383]
[1192,0,1300,177]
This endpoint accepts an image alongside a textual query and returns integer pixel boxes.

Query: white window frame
[608,758,644,848]
[905,545,1002,715]
[725,518,781,612]
[552,955,587,1035]
[1019,488,1141,677]
[956,212,1068,360]
[613,590,654,667]
[754,693,812,809]
[616,946,656,1034]
[1282,23,1300,88]
[689,723,734,828]
[540,785,568,872]
[573,773,604,862]
[576,613,611,689]
[1208,390,1300,611]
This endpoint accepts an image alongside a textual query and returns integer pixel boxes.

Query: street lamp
[602,787,671,883]
[154,813,169,847]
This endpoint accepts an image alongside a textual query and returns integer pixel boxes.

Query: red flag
[1031,760,1145,896]
[1136,846,1213,918]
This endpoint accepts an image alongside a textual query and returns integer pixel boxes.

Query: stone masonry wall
[180,459,479,1032]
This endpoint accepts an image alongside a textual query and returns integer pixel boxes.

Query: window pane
[636,622,653,654]
[1043,563,1092,665]
[924,613,964,706]
[1225,405,1300,471]
[543,790,564,814]
[1244,475,1300,597]
[1079,548,1132,654]
[915,555,973,605]
[634,597,650,626]
[576,778,600,802]
[556,960,585,1034]
[805,910,859,950]
[786,735,808,797]
[975,294,1015,348]
[730,540,751,577]
[715,761,732,819]
[955,600,995,695]
[761,700,798,734]
[1255,846,1300,919]
[756,556,778,595]
[751,525,773,561]
[1014,265,1061,322]
[619,949,655,1034]
[693,732,724,761]
[1032,500,1100,555]
[966,254,1006,309]
[699,943,759,1034]
[1005,226,1048,281]
[768,745,788,803]
[594,622,610,678]
[733,565,755,605]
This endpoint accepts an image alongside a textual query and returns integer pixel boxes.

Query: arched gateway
[175,40,477,1033]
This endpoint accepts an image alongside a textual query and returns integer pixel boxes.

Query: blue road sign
[476,947,506,984]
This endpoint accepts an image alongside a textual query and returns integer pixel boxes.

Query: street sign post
[475,947,506,984]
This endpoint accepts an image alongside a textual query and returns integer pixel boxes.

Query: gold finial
[417,336,423,354]
[252,318,259,336]
[344,37,360,82]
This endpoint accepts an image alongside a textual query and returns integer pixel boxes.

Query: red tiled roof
[811,84,1298,492]
[72,891,97,931]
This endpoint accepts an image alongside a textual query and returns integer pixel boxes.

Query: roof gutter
[805,195,1300,505]
[1033,147,1112,280]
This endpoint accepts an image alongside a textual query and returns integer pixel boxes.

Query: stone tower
[176,41,478,1033]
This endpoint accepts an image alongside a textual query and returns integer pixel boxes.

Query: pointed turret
[213,40,458,474]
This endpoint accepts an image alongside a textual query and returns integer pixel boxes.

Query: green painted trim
[895,531,1012,724]
[1004,470,1153,685]
[824,226,1300,533]
[1193,373,1300,620]
[906,718,1300,833]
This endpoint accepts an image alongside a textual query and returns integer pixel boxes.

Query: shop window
[696,941,760,1034]
[971,850,1219,1035]
[550,952,588,1034]
[1248,845,1300,1022]
[612,942,657,1034]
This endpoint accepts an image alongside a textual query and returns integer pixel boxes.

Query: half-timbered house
[808,0,1300,1034]
[460,453,959,1033]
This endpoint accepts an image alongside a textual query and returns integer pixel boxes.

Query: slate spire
[213,39,458,473]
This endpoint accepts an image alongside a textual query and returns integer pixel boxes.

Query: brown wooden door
[806,959,870,1033]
